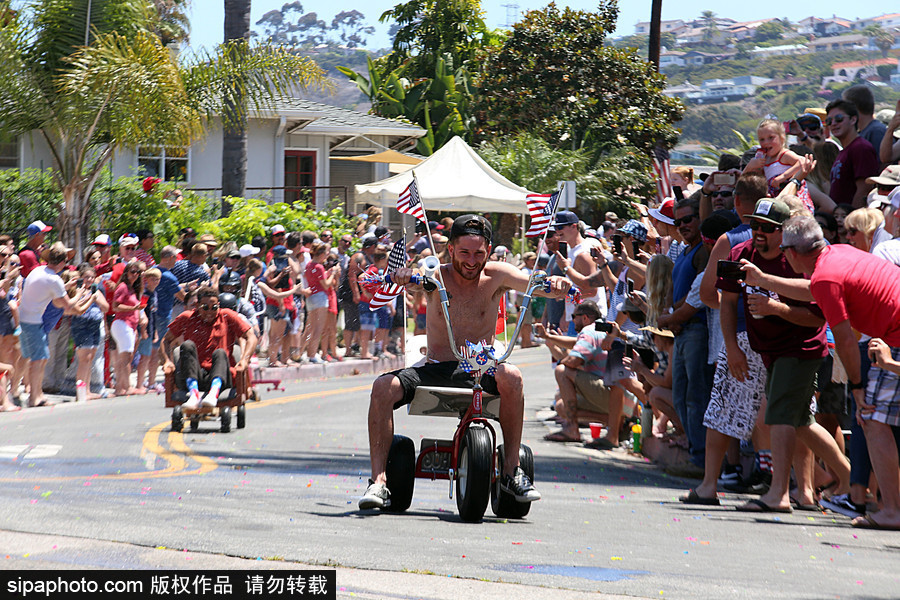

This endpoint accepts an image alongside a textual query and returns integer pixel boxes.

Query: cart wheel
[171,406,183,432]
[384,435,415,513]
[237,405,246,429]
[249,388,259,402]
[491,444,534,519]
[456,426,492,523]
[220,406,232,433]
[189,415,200,432]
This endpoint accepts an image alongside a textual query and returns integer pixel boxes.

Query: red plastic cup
[589,423,603,439]
[139,296,148,309]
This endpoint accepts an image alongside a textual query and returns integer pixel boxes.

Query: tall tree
[862,24,895,58]
[701,10,717,44]
[0,0,326,250]
[475,2,682,154]
[221,0,252,212]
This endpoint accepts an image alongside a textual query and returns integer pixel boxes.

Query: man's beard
[451,254,486,280]
[753,234,770,253]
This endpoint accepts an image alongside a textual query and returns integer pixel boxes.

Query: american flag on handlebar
[359,235,408,310]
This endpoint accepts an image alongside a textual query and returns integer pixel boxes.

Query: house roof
[261,98,426,138]
[873,13,900,21]
[832,57,899,69]
[808,33,870,45]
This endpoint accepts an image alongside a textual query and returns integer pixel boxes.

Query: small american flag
[652,145,672,204]
[525,190,560,238]
[397,179,426,223]
[369,236,407,309]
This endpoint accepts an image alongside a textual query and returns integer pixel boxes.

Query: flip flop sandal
[543,430,582,443]
[680,488,721,506]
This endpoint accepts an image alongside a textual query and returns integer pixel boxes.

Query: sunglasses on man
[749,220,781,234]
[673,214,697,227]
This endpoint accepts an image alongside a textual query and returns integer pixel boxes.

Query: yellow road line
[1,359,550,482]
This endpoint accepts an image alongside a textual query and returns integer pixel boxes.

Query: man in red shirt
[160,286,257,409]
[826,99,880,208]
[781,214,900,530]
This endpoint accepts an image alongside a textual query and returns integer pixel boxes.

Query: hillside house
[750,44,809,58]
[659,51,686,70]
[806,33,870,52]
[823,57,900,86]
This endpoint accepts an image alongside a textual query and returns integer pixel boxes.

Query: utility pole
[648,0,662,71]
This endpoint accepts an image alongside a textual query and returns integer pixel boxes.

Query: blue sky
[187,0,893,52]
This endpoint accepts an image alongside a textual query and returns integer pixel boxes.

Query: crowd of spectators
[2,87,900,530]
[530,87,900,529]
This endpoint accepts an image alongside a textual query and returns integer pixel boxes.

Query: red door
[284,150,316,204]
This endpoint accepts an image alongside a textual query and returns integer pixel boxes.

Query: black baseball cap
[449,214,492,244]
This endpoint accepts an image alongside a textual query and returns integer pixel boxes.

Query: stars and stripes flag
[397,179,426,223]
[368,236,408,310]
[652,145,672,203]
[525,190,560,238]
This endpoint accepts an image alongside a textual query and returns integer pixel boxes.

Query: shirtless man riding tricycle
[359,214,571,510]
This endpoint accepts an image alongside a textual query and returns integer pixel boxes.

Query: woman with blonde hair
[645,254,674,327]
[844,207,886,253]
[805,142,839,214]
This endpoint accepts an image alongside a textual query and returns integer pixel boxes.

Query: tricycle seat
[408,386,500,420]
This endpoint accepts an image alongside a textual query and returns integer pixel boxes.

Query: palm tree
[221,0,251,213]
[862,24,895,58]
[701,10,718,44]
[0,0,326,251]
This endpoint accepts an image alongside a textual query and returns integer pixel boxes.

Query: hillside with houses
[614,12,900,154]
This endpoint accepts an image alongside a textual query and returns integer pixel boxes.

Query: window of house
[138,146,189,182]
[0,133,17,169]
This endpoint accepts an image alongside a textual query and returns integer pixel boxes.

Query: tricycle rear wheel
[491,444,534,519]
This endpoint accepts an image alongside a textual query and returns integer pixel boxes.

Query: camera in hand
[627,278,634,294]
[558,241,568,259]
[631,239,641,256]
[717,259,746,281]
[590,246,601,260]
[712,172,736,186]
[673,186,684,201]
[594,319,613,333]
[611,234,623,255]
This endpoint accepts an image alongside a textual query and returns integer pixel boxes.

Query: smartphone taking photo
[717,260,746,281]
[558,241,568,259]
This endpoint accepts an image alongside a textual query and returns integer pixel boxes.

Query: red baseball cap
[648,198,675,225]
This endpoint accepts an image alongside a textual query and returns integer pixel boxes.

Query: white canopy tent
[354,136,534,214]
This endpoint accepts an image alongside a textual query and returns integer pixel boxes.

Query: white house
[634,19,686,36]
[659,50,686,70]
[11,98,426,217]
[697,76,772,103]
[750,44,809,58]
[822,57,899,86]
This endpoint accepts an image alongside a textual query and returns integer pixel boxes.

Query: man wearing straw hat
[360,214,572,510]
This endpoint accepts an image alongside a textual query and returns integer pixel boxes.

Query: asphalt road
[1,346,899,599]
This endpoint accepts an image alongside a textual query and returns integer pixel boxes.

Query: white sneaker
[201,388,220,407]
[358,479,391,510]
[183,389,202,409]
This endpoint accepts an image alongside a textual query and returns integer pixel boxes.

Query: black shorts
[387,361,499,410]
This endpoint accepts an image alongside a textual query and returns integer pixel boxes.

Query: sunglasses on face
[796,115,822,131]
[199,303,219,311]
[711,190,733,198]
[877,184,897,194]
[673,214,697,227]
[824,114,847,127]
[750,220,781,234]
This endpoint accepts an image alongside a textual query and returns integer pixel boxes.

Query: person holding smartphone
[554,210,606,334]
[110,259,146,397]
[70,264,110,399]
